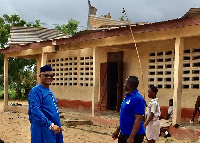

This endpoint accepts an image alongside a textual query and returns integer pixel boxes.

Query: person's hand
[127,136,134,143]
[51,125,63,134]
[112,129,119,140]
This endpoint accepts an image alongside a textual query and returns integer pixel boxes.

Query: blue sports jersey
[120,90,145,135]
[28,84,63,143]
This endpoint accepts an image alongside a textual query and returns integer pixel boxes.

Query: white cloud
[1,0,200,29]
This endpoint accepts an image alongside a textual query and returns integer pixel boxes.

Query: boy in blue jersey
[28,65,63,143]
[112,76,146,143]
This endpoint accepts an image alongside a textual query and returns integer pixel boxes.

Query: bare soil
[0,100,196,143]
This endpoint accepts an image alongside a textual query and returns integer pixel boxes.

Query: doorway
[99,51,123,112]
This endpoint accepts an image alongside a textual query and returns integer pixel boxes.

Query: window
[79,56,94,87]
[148,50,174,89]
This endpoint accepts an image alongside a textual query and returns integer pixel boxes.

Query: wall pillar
[41,53,47,66]
[173,37,184,125]
[4,56,8,106]
[92,47,100,116]
[36,53,47,84]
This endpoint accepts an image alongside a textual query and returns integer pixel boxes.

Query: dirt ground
[0,100,197,143]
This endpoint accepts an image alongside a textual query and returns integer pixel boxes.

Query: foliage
[0,14,42,49]
[0,14,38,100]
[119,16,131,22]
[0,53,4,86]
[55,19,80,35]
[0,86,3,99]
[33,20,42,28]
[8,89,17,100]
[0,56,36,99]
[11,69,36,99]
[103,15,107,18]
[0,14,80,100]
[119,16,125,21]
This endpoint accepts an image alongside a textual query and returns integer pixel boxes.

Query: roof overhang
[1,13,200,55]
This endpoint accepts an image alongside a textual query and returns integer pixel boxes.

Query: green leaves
[55,19,80,35]
[0,27,9,48]
[0,14,42,49]
[33,20,42,28]
[119,15,130,22]
[0,14,40,98]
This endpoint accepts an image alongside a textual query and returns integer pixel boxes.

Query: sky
[1,0,200,30]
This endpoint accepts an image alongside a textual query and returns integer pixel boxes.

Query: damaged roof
[1,8,200,54]
[7,26,71,46]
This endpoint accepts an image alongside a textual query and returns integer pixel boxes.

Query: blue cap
[40,65,52,73]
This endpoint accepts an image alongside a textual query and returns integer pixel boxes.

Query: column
[41,53,47,66]
[4,56,8,106]
[173,37,184,125]
[92,47,100,116]
[36,56,41,84]
[36,53,47,84]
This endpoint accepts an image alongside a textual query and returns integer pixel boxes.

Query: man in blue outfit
[112,76,146,143]
[28,65,63,143]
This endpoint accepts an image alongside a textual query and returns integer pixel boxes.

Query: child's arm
[144,112,154,128]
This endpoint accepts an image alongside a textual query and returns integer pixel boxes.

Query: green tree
[0,17,9,49]
[11,68,36,99]
[0,53,4,86]
[55,19,80,35]
[119,16,130,22]
[0,14,39,99]
[33,20,42,28]
[120,16,125,21]
[0,14,41,48]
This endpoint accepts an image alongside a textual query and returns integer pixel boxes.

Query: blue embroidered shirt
[28,84,63,143]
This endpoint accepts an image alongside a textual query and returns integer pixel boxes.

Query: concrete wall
[136,37,200,108]
[45,35,199,110]
[137,39,175,106]
[47,48,93,102]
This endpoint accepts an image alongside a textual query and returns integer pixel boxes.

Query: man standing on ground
[28,65,63,143]
[112,76,146,143]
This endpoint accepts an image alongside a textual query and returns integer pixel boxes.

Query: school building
[0,5,200,125]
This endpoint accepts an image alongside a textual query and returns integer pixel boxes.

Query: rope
[122,8,145,99]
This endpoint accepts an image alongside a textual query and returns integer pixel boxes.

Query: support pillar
[41,53,47,66]
[173,37,184,125]
[4,56,8,106]
[36,53,47,84]
[92,47,100,116]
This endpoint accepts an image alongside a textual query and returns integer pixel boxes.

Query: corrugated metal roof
[89,15,129,28]
[7,27,71,46]
[181,8,200,18]
[2,8,200,54]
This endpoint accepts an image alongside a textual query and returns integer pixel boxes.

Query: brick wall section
[160,106,200,120]
[160,106,168,118]
[57,98,92,110]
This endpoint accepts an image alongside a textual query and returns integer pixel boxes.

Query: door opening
[99,51,123,112]
[107,62,118,110]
